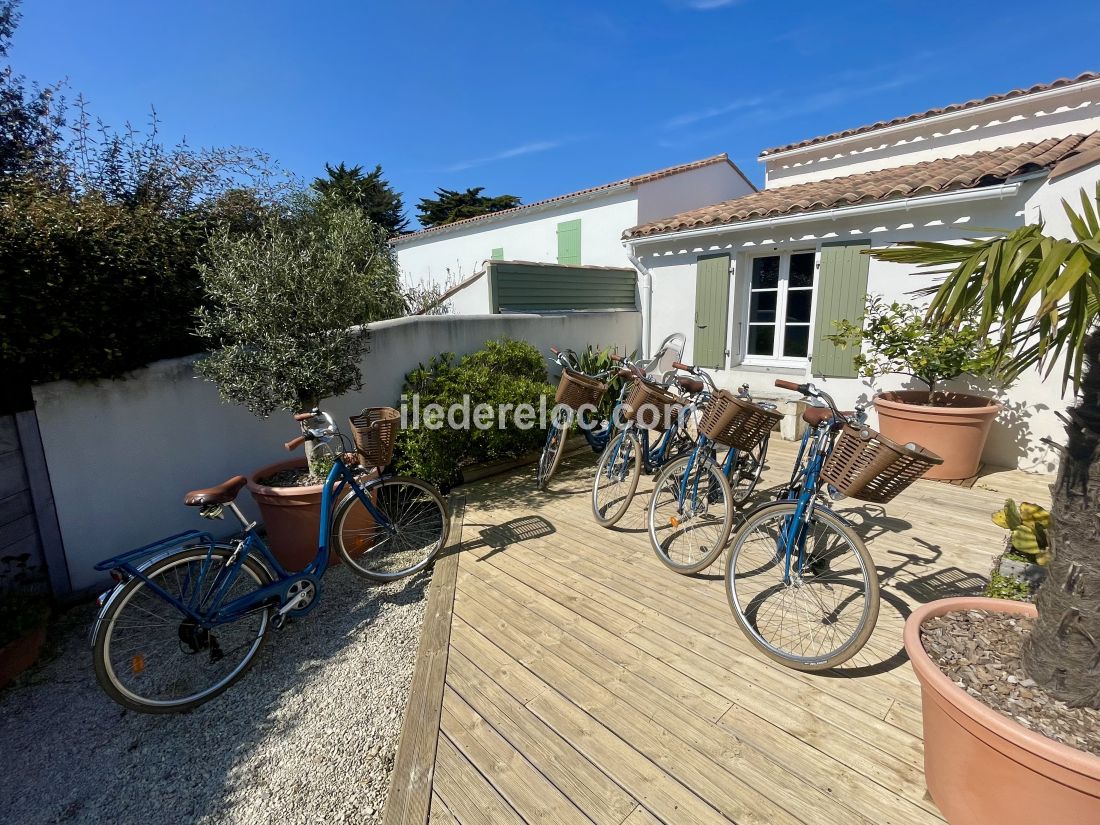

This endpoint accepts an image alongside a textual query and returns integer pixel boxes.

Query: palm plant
[871,183,1100,709]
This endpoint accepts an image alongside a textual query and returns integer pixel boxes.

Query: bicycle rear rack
[94,530,216,573]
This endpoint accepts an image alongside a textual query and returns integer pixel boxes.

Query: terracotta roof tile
[625,132,1100,240]
[392,154,750,244]
[759,72,1100,157]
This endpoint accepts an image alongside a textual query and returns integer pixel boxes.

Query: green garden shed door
[811,240,871,378]
[694,254,730,368]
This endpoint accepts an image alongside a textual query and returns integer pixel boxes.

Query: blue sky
[11,1,1100,227]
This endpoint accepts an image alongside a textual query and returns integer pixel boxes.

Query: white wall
[764,81,1100,188]
[395,190,639,291]
[638,176,1090,474]
[34,312,641,593]
[635,162,756,224]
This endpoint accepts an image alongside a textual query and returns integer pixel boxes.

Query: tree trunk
[1022,328,1100,708]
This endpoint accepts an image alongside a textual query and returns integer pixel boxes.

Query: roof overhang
[392,183,635,246]
[623,176,1040,249]
[757,76,1100,164]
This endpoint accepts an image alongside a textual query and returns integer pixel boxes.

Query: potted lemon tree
[872,185,1100,824]
[195,204,406,570]
[829,296,1000,480]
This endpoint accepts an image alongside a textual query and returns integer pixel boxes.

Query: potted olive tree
[195,204,405,570]
[871,186,1100,823]
[829,296,1000,480]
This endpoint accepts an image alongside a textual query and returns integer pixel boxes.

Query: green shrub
[394,338,554,488]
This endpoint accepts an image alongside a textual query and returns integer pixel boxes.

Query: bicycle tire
[724,501,879,670]
[591,431,642,527]
[648,452,735,574]
[333,476,449,581]
[537,412,570,490]
[92,545,273,714]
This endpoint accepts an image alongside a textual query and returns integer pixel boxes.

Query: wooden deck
[388,439,1053,825]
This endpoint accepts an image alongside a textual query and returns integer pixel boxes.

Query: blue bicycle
[536,333,686,491]
[723,380,890,670]
[590,362,698,527]
[90,408,449,713]
[647,362,780,574]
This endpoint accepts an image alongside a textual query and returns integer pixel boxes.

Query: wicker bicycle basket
[555,367,608,411]
[621,379,682,432]
[697,389,784,451]
[349,407,401,468]
[821,422,943,504]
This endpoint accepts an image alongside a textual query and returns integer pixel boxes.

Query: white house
[623,72,1100,473]
[393,154,755,314]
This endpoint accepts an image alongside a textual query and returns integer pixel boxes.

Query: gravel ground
[922,609,1100,755]
[0,565,431,825]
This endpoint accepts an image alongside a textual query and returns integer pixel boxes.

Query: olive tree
[195,206,405,422]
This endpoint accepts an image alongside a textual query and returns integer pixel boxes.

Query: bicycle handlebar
[285,435,307,451]
[773,379,847,421]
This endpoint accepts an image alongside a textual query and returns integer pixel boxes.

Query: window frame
[739,248,820,368]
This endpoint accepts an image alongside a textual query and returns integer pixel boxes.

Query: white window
[743,250,816,363]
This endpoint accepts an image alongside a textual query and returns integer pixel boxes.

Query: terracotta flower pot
[874,391,1000,480]
[247,457,331,573]
[0,624,47,689]
[905,597,1100,824]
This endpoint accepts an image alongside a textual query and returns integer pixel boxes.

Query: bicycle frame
[96,456,391,629]
[770,423,840,585]
[673,434,739,513]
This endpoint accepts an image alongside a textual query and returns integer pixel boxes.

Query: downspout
[624,242,653,360]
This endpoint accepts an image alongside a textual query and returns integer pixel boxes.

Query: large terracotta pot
[874,391,1000,480]
[905,597,1100,824]
[247,457,329,573]
[0,624,47,689]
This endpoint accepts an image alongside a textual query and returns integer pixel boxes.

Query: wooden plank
[0,416,18,455]
[446,649,637,825]
[433,734,524,825]
[0,451,27,500]
[0,489,34,529]
[428,793,459,824]
[457,573,858,825]
[14,411,70,596]
[441,687,592,824]
[383,497,465,825]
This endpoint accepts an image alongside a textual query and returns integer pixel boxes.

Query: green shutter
[491,247,504,260]
[811,240,871,378]
[556,219,581,265]
[693,254,730,368]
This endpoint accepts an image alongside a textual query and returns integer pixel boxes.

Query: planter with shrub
[0,593,50,689]
[829,296,1001,480]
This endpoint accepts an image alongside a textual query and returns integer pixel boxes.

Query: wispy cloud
[680,0,744,9]
[444,140,562,172]
[664,96,765,129]
[659,63,929,149]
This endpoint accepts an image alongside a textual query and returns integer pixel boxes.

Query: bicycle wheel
[648,452,734,574]
[729,436,769,508]
[334,476,449,580]
[591,430,642,527]
[724,501,879,670]
[92,545,273,713]
[536,408,570,490]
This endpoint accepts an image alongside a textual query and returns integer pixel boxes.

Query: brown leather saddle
[183,476,247,507]
[802,407,854,427]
